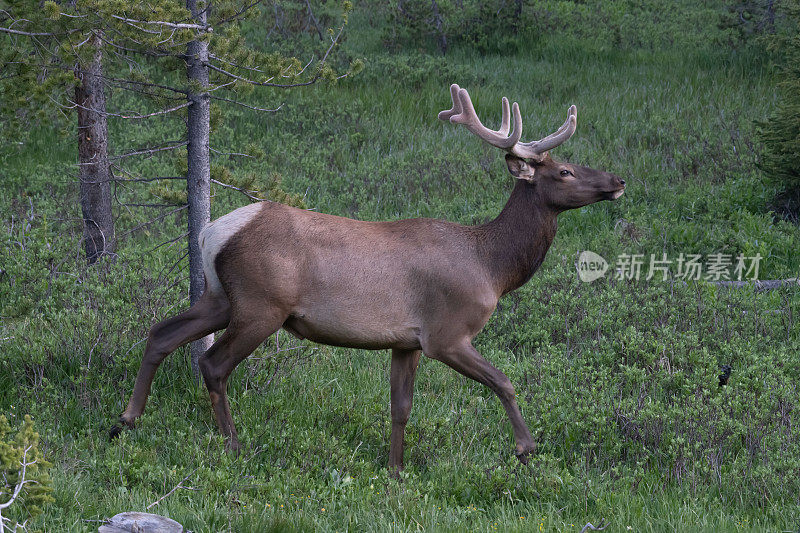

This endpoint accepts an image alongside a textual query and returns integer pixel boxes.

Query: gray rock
[98,512,183,533]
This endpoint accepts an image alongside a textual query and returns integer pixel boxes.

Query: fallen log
[709,278,799,291]
[98,512,183,533]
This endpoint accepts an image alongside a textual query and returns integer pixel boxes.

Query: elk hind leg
[110,290,230,439]
[198,314,283,452]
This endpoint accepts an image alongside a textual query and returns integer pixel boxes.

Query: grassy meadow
[1,2,799,531]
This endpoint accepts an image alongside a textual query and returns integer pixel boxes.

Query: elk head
[439,84,625,211]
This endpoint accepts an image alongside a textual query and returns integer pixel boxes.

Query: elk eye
[560,169,572,176]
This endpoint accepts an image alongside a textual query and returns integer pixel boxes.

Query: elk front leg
[389,348,422,472]
[426,341,535,463]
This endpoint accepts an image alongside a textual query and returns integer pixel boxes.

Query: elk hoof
[108,418,133,441]
[225,440,242,455]
[108,425,123,441]
[514,443,536,464]
[388,464,404,479]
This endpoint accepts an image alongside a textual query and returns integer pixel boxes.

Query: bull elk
[110,84,625,470]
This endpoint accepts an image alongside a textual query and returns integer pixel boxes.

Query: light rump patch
[199,202,263,292]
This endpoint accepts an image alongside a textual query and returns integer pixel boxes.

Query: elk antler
[438,83,522,149]
[439,83,577,161]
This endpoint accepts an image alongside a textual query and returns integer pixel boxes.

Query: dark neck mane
[476,180,559,295]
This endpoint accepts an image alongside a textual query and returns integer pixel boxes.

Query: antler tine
[534,105,576,146]
[498,97,511,136]
[438,83,463,122]
[444,86,522,150]
[513,105,577,159]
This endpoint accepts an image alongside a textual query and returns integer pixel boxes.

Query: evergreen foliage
[0,415,53,528]
[0,0,358,202]
[758,0,800,202]
[0,0,93,137]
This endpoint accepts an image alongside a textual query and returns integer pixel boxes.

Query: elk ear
[505,154,536,182]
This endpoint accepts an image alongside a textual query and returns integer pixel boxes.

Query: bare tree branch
[0,26,76,37]
[109,14,210,31]
[210,148,254,158]
[146,468,198,510]
[51,96,191,119]
[0,446,36,512]
[149,231,190,254]
[304,0,324,41]
[111,164,186,184]
[5,61,189,95]
[211,178,264,202]
[106,141,189,161]
[95,31,187,59]
[108,101,191,119]
[112,176,186,183]
[209,95,283,112]
[104,81,187,101]
[117,204,189,240]
[101,74,187,95]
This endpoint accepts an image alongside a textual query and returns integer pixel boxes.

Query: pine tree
[3,0,359,374]
[0,4,116,262]
[93,0,356,373]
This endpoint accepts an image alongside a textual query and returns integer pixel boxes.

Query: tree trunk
[430,0,447,55]
[75,33,115,263]
[186,0,213,378]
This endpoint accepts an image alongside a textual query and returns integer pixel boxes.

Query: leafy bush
[719,0,779,44]
[383,0,531,54]
[382,0,747,53]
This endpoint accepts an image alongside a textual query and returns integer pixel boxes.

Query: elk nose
[619,179,626,186]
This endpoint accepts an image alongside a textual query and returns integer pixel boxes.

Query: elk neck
[475,179,559,296]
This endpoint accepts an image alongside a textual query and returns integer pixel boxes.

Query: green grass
[1,4,800,532]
